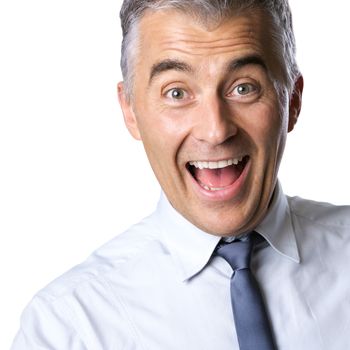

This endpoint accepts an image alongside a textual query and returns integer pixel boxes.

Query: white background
[0,0,349,348]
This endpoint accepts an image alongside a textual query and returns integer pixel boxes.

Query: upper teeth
[189,157,244,170]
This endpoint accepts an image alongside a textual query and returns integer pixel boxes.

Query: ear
[288,75,304,132]
[117,82,141,140]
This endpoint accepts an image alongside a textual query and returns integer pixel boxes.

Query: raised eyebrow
[226,55,268,73]
[149,59,193,85]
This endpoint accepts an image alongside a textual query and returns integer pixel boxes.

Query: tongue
[194,166,241,188]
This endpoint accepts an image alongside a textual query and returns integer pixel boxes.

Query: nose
[192,96,238,146]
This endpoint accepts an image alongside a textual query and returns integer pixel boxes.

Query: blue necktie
[216,234,276,350]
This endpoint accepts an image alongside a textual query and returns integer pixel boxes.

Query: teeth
[203,185,225,191]
[189,157,245,170]
[200,182,226,191]
[218,160,228,168]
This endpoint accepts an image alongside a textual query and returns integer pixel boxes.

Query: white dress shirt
[11,182,350,349]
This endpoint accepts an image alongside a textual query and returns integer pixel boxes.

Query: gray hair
[120,0,299,99]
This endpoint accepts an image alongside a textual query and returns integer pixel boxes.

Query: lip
[186,156,251,202]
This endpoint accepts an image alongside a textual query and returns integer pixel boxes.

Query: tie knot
[216,237,252,271]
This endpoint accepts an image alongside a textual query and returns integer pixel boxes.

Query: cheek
[141,106,193,149]
[135,113,189,172]
[132,86,192,167]
[238,102,285,147]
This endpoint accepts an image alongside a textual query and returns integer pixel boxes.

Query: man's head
[118,0,303,236]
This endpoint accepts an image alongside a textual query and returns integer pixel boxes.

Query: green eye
[234,83,257,96]
[167,88,186,100]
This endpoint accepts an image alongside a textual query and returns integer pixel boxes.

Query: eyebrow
[148,55,268,85]
[226,55,268,73]
[149,59,193,85]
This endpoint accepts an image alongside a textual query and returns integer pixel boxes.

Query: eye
[165,88,187,100]
[232,83,257,96]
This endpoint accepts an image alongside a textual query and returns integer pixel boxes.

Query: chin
[189,207,251,236]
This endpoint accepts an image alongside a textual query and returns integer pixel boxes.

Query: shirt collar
[255,181,300,263]
[155,181,300,282]
[155,193,221,282]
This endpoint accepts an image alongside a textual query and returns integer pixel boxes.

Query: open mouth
[186,155,250,192]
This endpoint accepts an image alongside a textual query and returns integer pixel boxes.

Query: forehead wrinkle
[159,43,264,57]
[159,33,264,57]
[162,30,259,44]
[162,31,253,44]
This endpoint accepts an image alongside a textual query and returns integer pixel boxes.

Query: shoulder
[12,213,164,349]
[36,212,163,303]
[287,195,350,230]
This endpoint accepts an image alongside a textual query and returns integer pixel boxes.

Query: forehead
[135,8,277,74]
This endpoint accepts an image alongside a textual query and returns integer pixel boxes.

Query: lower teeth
[202,184,225,191]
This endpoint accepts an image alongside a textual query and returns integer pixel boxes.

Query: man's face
[119,9,302,236]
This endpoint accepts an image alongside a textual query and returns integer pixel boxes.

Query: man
[11,1,350,349]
